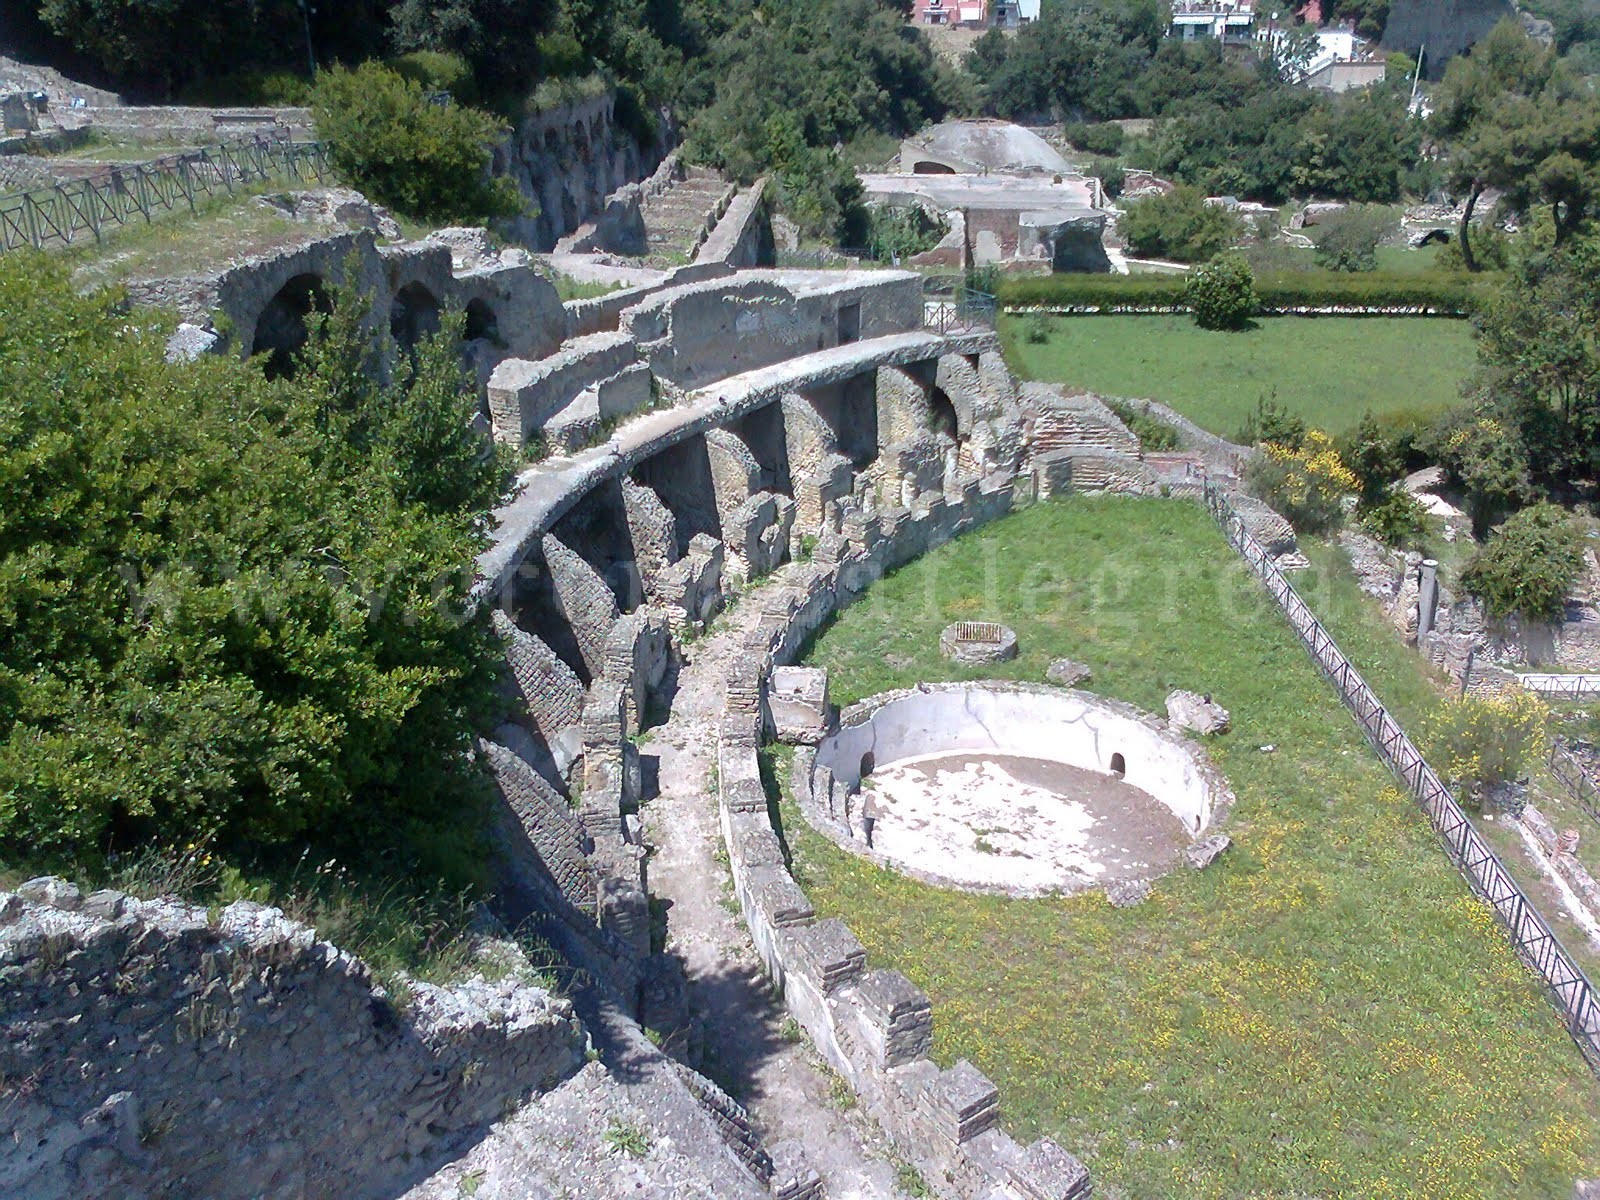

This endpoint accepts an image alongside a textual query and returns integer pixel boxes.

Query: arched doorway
[252,274,329,379]
[1110,752,1126,777]
[389,282,442,353]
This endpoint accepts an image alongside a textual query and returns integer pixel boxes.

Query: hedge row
[999,270,1495,316]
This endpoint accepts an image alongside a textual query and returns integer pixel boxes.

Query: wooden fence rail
[1204,482,1600,1074]
[0,130,330,253]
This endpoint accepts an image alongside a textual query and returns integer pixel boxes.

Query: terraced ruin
[6,146,1600,1197]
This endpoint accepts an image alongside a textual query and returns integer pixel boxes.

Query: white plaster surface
[862,751,1187,892]
[816,684,1226,835]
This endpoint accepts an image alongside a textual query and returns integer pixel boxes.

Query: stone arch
[252,273,329,380]
[929,385,960,441]
[389,281,442,353]
[465,298,501,345]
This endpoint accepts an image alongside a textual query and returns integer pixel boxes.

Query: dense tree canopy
[1432,20,1600,266]
[0,254,501,868]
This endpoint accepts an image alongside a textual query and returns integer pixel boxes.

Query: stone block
[854,968,933,1069]
[1166,689,1230,735]
[1006,1137,1094,1200]
[745,866,815,928]
[924,1060,1001,1147]
[789,918,865,993]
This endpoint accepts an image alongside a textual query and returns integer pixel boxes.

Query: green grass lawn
[1000,314,1476,440]
[786,495,1600,1199]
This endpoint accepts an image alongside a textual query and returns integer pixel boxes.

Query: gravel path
[643,586,903,1200]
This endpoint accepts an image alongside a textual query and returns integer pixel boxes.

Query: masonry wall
[711,483,1094,1200]
[1,880,585,1200]
[494,91,672,251]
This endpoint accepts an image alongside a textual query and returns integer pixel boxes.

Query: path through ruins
[645,582,903,1200]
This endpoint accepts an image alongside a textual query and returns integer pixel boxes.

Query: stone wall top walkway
[474,327,998,600]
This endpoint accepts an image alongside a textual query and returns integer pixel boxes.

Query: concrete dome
[902,120,1069,176]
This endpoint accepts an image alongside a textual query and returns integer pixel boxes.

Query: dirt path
[643,589,902,1200]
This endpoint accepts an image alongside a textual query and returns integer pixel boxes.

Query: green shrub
[1244,429,1356,534]
[313,62,522,224]
[1423,691,1549,806]
[385,50,478,104]
[1311,205,1398,273]
[1120,185,1243,264]
[1106,399,1180,450]
[865,205,947,262]
[1357,488,1430,549]
[1237,396,1307,450]
[1186,253,1257,330]
[1063,120,1125,156]
[0,253,500,868]
[998,270,1488,313]
[1461,503,1587,622]
[1024,315,1051,344]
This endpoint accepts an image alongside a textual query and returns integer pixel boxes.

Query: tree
[1430,21,1600,267]
[1121,186,1242,263]
[1468,237,1600,484]
[312,62,522,224]
[1186,253,1257,330]
[0,252,499,867]
[388,0,560,98]
[1311,205,1398,272]
[1461,503,1587,621]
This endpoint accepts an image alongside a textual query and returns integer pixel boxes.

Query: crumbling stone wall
[542,533,624,680]
[1,880,585,1200]
[704,427,762,527]
[623,273,923,390]
[494,90,671,251]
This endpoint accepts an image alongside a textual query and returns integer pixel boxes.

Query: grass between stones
[783,495,1600,1198]
[998,314,1476,439]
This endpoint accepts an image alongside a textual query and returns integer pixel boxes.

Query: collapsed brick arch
[252,272,329,380]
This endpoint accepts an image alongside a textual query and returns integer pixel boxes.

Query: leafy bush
[1237,396,1307,450]
[1120,185,1243,263]
[864,205,948,263]
[0,253,501,868]
[1106,399,1180,450]
[1461,503,1587,622]
[1064,120,1125,156]
[998,270,1489,313]
[1311,205,1399,272]
[385,50,478,104]
[1244,429,1357,533]
[313,62,521,224]
[1024,316,1052,344]
[1423,691,1549,806]
[1358,488,1431,549]
[1186,253,1257,330]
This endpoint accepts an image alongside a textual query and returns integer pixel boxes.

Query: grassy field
[786,495,1600,1198]
[1000,314,1476,440]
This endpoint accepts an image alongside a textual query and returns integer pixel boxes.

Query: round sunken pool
[800,681,1233,897]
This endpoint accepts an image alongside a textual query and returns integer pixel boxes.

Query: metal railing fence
[1550,743,1600,832]
[0,129,331,253]
[1204,481,1600,1074]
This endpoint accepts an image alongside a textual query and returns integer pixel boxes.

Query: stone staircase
[639,166,735,262]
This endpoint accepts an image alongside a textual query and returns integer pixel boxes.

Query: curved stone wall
[713,487,1093,1200]
[815,682,1231,836]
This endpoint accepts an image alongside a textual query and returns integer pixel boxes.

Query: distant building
[1294,25,1388,91]
[914,0,988,26]
[1169,0,1257,44]
[991,0,1041,27]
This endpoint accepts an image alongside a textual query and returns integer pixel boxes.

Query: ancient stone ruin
[6,157,1271,1196]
